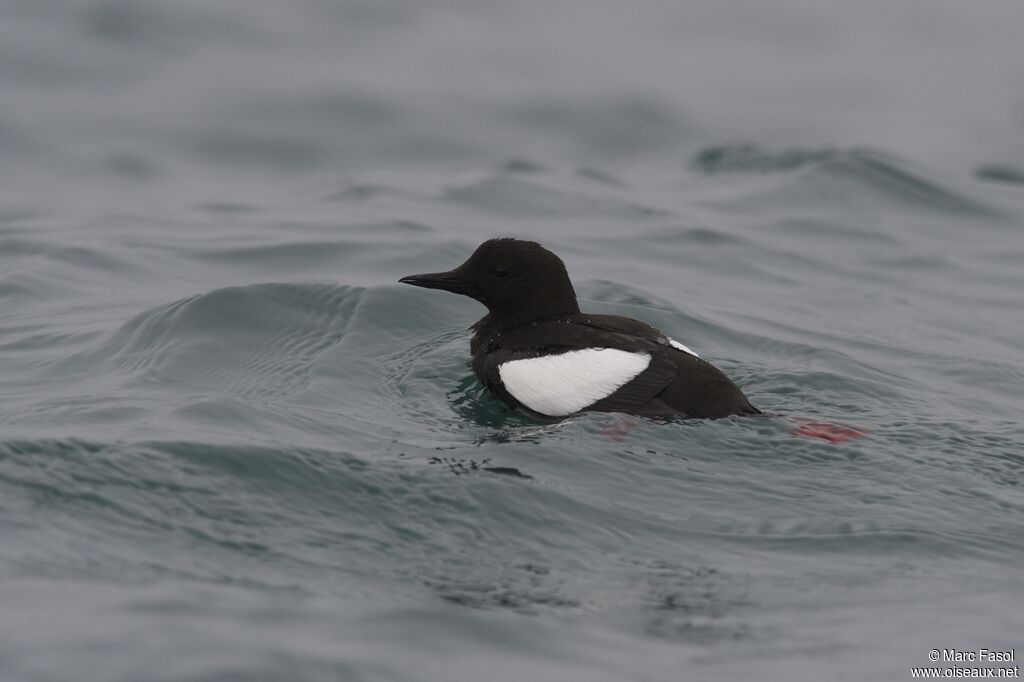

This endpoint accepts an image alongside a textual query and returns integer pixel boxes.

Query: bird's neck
[489,295,579,331]
[470,301,580,354]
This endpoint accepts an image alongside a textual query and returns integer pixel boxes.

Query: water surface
[2,1,1023,680]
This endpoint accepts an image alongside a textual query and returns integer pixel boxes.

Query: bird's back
[472,313,759,419]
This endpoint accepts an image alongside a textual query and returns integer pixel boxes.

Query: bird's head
[400,238,580,325]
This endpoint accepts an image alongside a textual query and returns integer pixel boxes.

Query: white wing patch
[498,348,651,417]
[667,338,699,357]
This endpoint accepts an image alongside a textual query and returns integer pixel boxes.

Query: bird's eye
[495,267,510,279]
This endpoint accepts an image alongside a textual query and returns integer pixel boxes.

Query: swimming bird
[400,238,760,420]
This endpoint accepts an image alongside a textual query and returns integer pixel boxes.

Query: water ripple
[106,283,361,401]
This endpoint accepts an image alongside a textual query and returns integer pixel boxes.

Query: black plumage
[400,238,759,420]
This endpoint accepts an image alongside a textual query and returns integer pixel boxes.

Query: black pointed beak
[399,270,474,296]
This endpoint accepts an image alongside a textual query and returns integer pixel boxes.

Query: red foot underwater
[791,418,866,444]
[597,415,867,444]
[599,416,639,442]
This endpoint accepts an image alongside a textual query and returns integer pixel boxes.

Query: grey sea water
[2,1,1023,680]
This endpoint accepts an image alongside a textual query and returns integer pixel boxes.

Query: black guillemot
[399,238,760,420]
